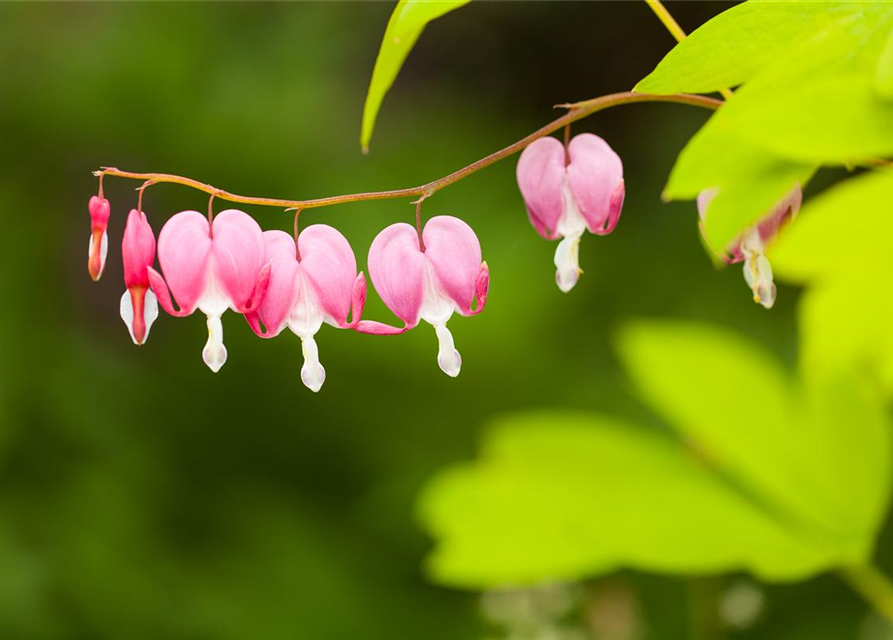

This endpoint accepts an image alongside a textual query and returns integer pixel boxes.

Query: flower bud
[120,209,158,345]
[87,195,111,281]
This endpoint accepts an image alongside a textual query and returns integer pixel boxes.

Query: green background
[0,2,880,638]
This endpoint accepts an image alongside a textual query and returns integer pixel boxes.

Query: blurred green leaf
[617,320,890,550]
[876,28,893,99]
[419,321,891,589]
[635,1,867,96]
[360,0,470,151]
[664,126,815,250]
[772,170,893,392]
[420,412,835,589]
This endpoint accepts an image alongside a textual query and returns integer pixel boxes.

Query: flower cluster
[88,200,488,391]
[90,127,801,387]
[514,133,800,307]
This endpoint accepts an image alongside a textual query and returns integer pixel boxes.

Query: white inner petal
[556,181,587,239]
[120,290,135,343]
[552,181,586,293]
[287,273,326,339]
[300,336,326,392]
[100,231,108,273]
[743,250,776,310]
[287,273,328,391]
[202,314,228,372]
[87,231,109,278]
[434,323,461,377]
[553,235,582,293]
[118,288,160,345]
[419,262,464,377]
[197,265,232,317]
[144,289,159,341]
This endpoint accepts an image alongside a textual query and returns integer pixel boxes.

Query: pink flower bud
[516,133,624,292]
[87,195,111,281]
[243,225,366,392]
[358,215,489,377]
[147,209,270,372]
[119,209,158,345]
[697,185,802,309]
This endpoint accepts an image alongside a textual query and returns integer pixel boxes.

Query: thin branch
[94,92,721,212]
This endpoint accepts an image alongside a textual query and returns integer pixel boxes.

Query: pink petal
[299,225,358,325]
[347,272,367,328]
[251,230,298,337]
[423,216,483,316]
[210,209,266,310]
[516,137,567,239]
[367,222,426,326]
[757,184,802,243]
[355,320,411,335]
[89,195,111,230]
[121,209,156,289]
[567,133,624,234]
[156,211,212,315]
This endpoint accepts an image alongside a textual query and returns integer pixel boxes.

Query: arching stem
[94,92,721,213]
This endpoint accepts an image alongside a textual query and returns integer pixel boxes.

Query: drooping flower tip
[87,195,111,281]
[698,184,802,310]
[242,224,364,392]
[516,133,624,292]
[120,209,158,345]
[360,215,488,377]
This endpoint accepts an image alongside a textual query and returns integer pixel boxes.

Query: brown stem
[563,122,571,165]
[137,180,152,214]
[94,92,721,212]
[414,196,427,252]
[293,208,302,260]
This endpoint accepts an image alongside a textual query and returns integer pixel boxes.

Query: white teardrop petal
[554,234,582,293]
[202,315,228,372]
[300,336,326,392]
[434,323,461,377]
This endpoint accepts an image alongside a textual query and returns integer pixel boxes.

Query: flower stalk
[93,92,720,213]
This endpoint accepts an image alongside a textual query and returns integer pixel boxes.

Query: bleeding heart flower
[120,209,158,345]
[244,226,366,392]
[147,209,270,372]
[698,185,802,310]
[516,133,624,292]
[358,215,489,378]
[87,195,111,281]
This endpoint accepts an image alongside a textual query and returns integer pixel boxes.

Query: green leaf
[635,1,867,96]
[772,170,893,392]
[664,124,816,251]
[616,320,890,547]
[876,27,893,99]
[649,2,893,164]
[649,2,893,248]
[419,321,891,589]
[360,0,470,152]
[419,412,835,589]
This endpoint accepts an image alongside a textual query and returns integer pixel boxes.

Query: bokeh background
[0,2,882,638]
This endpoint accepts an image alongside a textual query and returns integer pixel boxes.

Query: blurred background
[0,2,880,638]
